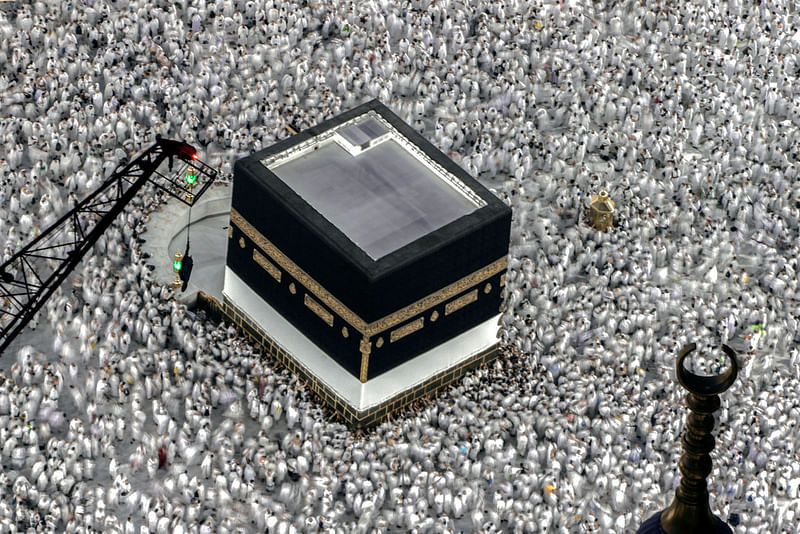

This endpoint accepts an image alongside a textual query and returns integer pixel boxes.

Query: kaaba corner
[222,99,512,428]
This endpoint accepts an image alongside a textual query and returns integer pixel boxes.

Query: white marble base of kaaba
[223,267,500,412]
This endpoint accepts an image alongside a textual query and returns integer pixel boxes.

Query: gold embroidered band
[253,249,281,282]
[304,294,334,327]
[231,209,507,336]
[445,289,478,316]
[390,317,424,343]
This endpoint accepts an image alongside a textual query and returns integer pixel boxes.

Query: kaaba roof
[261,106,485,260]
[232,99,510,283]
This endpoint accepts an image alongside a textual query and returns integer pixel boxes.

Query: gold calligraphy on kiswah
[231,209,506,337]
[445,289,478,316]
[390,317,424,343]
[253,249,281,282]
[304,293,334,327]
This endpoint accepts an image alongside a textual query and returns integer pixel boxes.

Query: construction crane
[0,137,218,354]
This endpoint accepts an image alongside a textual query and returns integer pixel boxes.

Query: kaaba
[223,100,512,427]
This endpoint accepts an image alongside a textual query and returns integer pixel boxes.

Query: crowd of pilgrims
[1,0,800,532]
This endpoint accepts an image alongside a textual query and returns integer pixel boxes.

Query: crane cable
[185,203,191,257]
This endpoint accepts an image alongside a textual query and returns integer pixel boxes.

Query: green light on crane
[185,167,198,185]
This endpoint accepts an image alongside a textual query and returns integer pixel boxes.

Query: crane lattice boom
[0,138,217,354]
